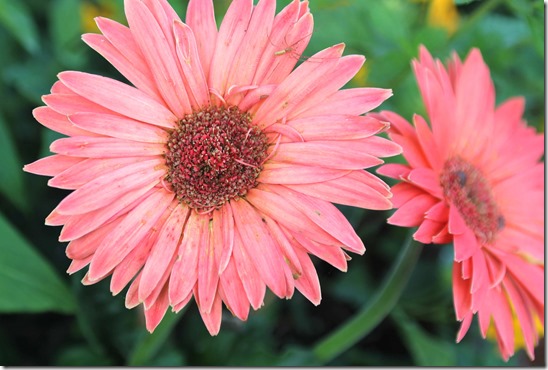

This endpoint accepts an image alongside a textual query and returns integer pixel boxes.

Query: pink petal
[43,93,115,116]
[253,44,344,127]
[125,0,191,117]
[23,155,84,177]
[271,141,384,170]
[168,211,205,306]
[258,162,349,185]
[196,218,219,314]
[238,84,276,112]
[33,106,97,137]
[59,185,157,241]
[110,225,159,296]
[293,245,321,305]
[125,273,142,309]
[54,158,164,215]
[286,114,388,141]
[413,219,445,244]
[389,132,429,169]
[390,182,425,208]
[413,114,442,171]
[48,157,149,190]
[144,284,170,333]
[207,0,253,95]
[269,184,364,254]
[452,261,472,321]
[263,214,303,277]
[139,205,189,302]
[66,219,119,260]
[94,17,160,100]
[424,201,449,222]
[143,252,178,309]
[87,189,174,281]
[388,193,438,227]
[82,33,160,99]
[503,278,536,359]
[67,256,92,275]
[356,136,402,158]
[218,257,250,321]
[289,229,348,272]
[377,163,412,179]
[58,71,177,128]
[214,206,234,275]
[504,254,544,306]
[50,136,166,158]
[226,0,276,91]
[297,88,392,118]
[246,187,344,247]
[69,113,169,143]
[448,205,467,235]
[231,225,266,310]
[407,167,443,199]
[186,0,217,81]
[289,55,366,118]
[456,312,473,343]
[173,20,210,108]
[470,250,488,293]
[286,170,392,210]
[452,226,479,262]
[489,287,515,358]
[252,2,312,86]
[230,199,289,299]
[196,287,223,336]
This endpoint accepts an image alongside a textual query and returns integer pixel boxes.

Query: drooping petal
[230,199,289,299]
[139,204,189,302]
[168,211,206,306]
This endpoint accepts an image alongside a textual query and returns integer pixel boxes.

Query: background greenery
[0,0,543,366]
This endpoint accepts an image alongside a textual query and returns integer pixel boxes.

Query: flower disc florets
[440,156,504,244]
[165,106,268,212]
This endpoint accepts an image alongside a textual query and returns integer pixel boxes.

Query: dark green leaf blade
[0,212,76,313]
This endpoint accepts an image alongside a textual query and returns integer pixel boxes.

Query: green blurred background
[0,0,543,366]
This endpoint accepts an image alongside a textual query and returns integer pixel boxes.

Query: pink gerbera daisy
[24,0,401,335]
[376,46,544,360]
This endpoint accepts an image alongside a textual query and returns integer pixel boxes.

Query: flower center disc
[440,156,504,244]
[165,106,268,212]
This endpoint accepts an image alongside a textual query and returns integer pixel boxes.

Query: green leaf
[392,308,456,366]
[55,345,113,366]
[0,0,40,54]
[0,110,28,211]
[49,0,87,67]
[0,212,76,313]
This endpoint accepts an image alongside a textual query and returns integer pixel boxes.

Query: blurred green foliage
[0,0,543,366]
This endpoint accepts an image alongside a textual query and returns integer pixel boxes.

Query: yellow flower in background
[486,311,544,357]
[80,1,117,33]
[427,0,459,34]
[351,63,369,86]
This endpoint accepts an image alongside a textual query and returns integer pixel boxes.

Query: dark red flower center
[440,156,504,244]
[165,106,268,212]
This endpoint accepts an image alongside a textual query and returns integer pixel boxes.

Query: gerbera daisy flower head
[24,0,401,335]
[376,45,544,360]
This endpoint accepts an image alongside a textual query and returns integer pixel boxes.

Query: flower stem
[312,231,422,364]
[127,309,184,366]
